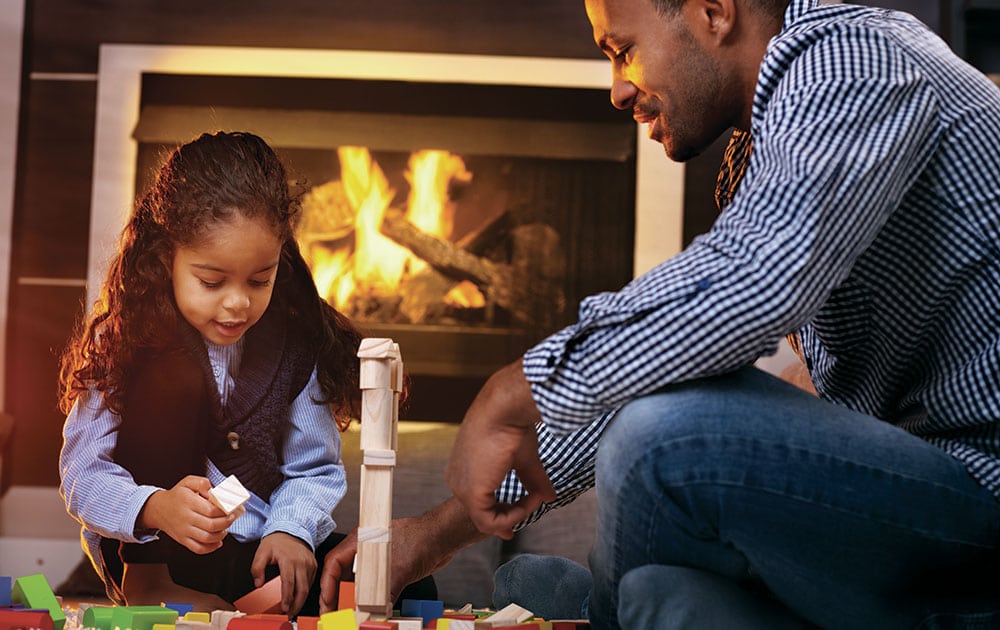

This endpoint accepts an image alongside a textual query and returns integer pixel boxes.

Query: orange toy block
[233,576,284,614]
[337,580,355,611]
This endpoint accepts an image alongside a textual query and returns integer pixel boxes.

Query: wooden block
[226,617,293,630]
[209,474,251,515]
[359,358,394,390]
[357,338,394,359]
[109,606,179,630]
[354,540,391,617]
[550,622,590,629]
[176,619,212,630]
[0,609,54,630]
[182,612,212,624]
[358,622,396,630]
[476,604,533,628]
[360,389,396,450]
[399,600,444,627]
[436,620,475,630]
[11,574,66,630]
[317,609,357,630]
[82,606,116,630]
[234,576,283,615]
[297,617,319,630]
[358,466,393,527]
[161,603,194,617]
[210,610,246,630]
[362,449,396,467]
[338,580,355,611]
[0,576,10,607]
[386,619,422,630]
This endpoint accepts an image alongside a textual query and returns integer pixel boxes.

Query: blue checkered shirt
[501,0,1000,525]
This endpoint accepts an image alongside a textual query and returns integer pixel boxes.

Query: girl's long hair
[59,131,362,425]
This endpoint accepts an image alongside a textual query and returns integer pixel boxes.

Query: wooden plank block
[209,474,250,516]
[360,389,396,451]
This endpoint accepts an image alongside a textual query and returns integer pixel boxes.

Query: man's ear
[686,0,737,42]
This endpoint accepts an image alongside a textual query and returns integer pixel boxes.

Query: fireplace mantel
[89,44,684,309]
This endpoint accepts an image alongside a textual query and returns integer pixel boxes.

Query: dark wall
[8,0,995,488]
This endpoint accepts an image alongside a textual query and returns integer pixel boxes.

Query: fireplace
[89,46,684,420]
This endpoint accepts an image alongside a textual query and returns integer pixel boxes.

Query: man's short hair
[649,0,790,20]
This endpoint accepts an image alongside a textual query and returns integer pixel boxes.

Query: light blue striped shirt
[503,0,1000,523]
[60,335,347,571]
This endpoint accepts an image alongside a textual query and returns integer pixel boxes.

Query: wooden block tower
[355,337,403,618]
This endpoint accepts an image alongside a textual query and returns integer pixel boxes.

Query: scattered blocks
[233,576,283,614]
[209,475,250,516]
[10,574,65,630]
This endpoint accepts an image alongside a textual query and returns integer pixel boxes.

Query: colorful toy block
[82,605,115,630]
[209,475,250,516]
[10,574,65,630]
[316,609,357,630]
[0,609,54,630]
[161,603,195,617]
[357,622,395,630]
[233,576,283,614]
[296,616,319,630]
[0,576,10,607]
[109,605,179,630]
[330,579,353,612]
[227,617,292,630]
[399,600,443,627]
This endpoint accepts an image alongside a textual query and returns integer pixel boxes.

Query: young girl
[59,131,363,616]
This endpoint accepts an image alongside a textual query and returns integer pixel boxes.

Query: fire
[298,146,484,321]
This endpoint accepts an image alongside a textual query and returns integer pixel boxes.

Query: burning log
[381,209,564,327]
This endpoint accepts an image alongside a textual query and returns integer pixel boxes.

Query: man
[321,0,1000,626]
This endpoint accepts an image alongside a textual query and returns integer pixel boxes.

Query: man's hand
[137,475,237,554]
[445,360,556,539]
[318,498,485,613]
[251,532,317,617]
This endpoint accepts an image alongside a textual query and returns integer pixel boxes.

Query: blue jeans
[585,367,1000,629]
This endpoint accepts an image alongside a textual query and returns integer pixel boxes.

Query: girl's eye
[199,279,222,289]
[249,278,272,288]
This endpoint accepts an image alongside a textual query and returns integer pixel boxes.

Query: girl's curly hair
[59,131,362,425]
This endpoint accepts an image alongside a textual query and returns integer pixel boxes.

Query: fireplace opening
[133,73,636,420]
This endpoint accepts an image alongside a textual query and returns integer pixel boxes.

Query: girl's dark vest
[115,302,316,501]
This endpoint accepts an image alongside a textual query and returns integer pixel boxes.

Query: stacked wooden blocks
[354,338,403,619]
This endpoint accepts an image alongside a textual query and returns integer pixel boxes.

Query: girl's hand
[138,475,237,554]
[251,532,316,617]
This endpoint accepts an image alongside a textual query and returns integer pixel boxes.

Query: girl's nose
[223,290,250,312]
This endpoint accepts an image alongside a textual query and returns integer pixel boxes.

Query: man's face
[586,0,730,161]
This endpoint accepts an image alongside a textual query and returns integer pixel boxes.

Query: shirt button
[213,366,221,377]
[227,432,240,450]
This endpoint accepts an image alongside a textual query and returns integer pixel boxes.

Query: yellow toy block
[317,609,357,630]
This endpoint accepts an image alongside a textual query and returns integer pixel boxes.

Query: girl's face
[171,213,282,346]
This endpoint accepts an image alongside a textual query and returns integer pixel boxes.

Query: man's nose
[610,75,638,110]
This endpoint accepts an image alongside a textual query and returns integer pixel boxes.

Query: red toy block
[295,617,318,630]
[551,622,590,629]
[226,617,292,630]
[233,577,283,615]
[358,622,396,630]
[0,609,54,630]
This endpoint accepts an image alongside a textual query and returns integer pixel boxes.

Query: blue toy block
[0,576,10,607]
[162,602,195,617]
[399,599,444,626]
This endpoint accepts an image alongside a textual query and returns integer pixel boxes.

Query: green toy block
[109,606,179,630]
[11,573,66,630]
[82,606,116,630]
